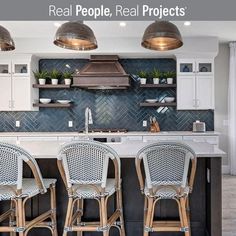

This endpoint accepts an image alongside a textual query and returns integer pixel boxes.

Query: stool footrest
[151,220,184,232]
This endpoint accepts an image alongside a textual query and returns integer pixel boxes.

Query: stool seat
[0,178,57,201]
[72,178,116,199]
[144,184,190,199]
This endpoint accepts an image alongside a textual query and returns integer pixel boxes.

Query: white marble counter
[8,140,225,159]
[0,131,220,137]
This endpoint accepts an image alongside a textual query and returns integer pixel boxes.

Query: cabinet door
[0,76,12,111]
[196,59,214,76]
[0,60,11,76]
[177,59,196,76]
[177,76,196,110]
[12,76,31,111]
[196,76,214,109]
[12,59,30,77]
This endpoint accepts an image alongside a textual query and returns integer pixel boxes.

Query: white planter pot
[167,78,174,84]
[51,79,58,85]
[64,78,71,85]
[140,78,147,84]
[38,78,46,85]
[153,78,160,84]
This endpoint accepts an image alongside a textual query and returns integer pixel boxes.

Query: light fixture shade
[142,21,183,51]
[54,21,97,51]
[0,25,15,51]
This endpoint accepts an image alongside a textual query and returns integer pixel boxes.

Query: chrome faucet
[85,107,93,134]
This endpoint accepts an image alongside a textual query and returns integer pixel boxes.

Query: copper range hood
[72,55,130,89]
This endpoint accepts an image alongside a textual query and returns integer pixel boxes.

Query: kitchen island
[0,134,225,236]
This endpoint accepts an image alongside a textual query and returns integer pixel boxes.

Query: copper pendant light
[142,21,183,51]
[0,25,15,51]
[54,21,97,51]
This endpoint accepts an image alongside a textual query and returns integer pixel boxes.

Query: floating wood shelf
[33,103,72,108]
[140,102,177,107]
[139,84,176,88]
[33,84,71,89]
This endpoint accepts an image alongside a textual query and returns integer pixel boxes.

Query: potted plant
[164,71,176,84]
[50,69,61,85]
[151,68,162,84]
[63,71,73,85]
[33,70,48,85]
[138,70,148,84]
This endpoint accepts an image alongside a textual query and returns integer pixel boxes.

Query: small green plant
[33,70,48,79]
[151,68,162,78]
[138,70,148,78]
[50,69,61,80]
[163,71,176,78]
[63,71,73,79]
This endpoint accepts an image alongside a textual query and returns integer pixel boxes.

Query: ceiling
[0,21,235,43]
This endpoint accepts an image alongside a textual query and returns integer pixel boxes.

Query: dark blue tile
[0,58,214,132]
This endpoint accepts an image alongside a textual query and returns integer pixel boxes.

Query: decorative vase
[39,78,46,85]
[64,78,71,85]
[51,79,58,85]
[167,78,174,84]
[140,78,147,84]
[153,78,160,84]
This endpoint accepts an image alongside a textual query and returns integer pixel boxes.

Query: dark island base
[0,157,222,236]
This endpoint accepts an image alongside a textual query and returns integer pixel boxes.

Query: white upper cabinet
[177,58,214,110]
[12,59,30,77]
[177,75,196,110]
[0,59,11,76]
[177,59,196,76]
[0,55,39,111]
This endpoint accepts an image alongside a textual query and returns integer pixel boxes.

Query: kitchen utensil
[193,120,206,132]
[39,98,51,104]
[145,99,158,103]
[150,116,160,133]
[57,100,71,104]
[164,97,175,103]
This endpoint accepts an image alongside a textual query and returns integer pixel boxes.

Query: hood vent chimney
[72,55,130,89]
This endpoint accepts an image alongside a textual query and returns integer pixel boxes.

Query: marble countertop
[10,140,225,159]
[0,131,220,137]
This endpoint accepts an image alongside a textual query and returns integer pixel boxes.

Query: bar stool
[0,142,57,236]
[57,140,125,236]
[135,142,197,236]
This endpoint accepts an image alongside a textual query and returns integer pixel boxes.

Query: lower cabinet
[183,135,219,146]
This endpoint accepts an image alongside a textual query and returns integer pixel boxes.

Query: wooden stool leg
[50,185,58,236]
[101,197,109,236]
[144,197,154,236]
[63,197,73,236]
[143,196,148,227]
[9,200,16,236]
[16,198,25,236]
[117,188,125,236]
[180,198,190,236]
[186,197,191,236]
[77,199,84,236]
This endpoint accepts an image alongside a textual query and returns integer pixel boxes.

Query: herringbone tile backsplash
[0,58,214,132]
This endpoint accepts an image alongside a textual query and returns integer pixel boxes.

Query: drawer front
[121,136,143,142]
[18,136,58,141]
[0,136,17,142]
[143,136,183,142]
[58,136,75,141]
[183,136,219,145]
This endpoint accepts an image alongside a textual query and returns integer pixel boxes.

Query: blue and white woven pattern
[0,178,57,201]
[0,142,47,193]
[136,142,196,198]
[58,140,120,190]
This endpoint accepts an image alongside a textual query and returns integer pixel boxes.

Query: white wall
[214,43,229,168]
